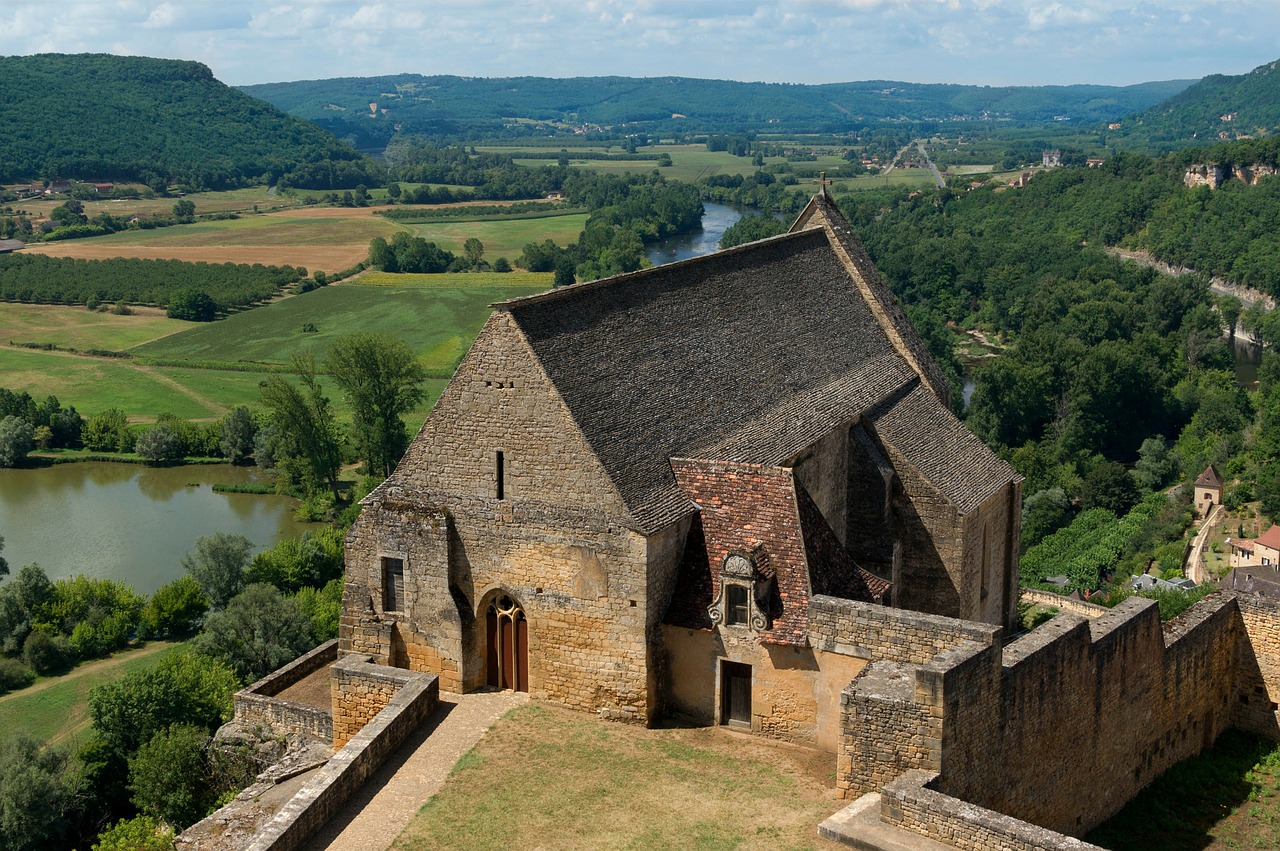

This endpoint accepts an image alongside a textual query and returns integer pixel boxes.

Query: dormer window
[709,552,774,632]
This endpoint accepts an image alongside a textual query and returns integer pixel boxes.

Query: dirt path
[306,690,528,851]
[0,641,177,707]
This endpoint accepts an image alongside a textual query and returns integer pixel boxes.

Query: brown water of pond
[0,462,313,595]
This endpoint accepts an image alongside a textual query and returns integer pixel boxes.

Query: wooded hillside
[1116,57,1280,149]
[0,54,382,190]
[242,73,1191,149]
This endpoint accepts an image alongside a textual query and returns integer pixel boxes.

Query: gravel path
[306,690,528,851]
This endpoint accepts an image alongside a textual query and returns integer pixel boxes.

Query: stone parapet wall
[881,771,1103,851]
[234,640,337,743]
[243,666,438,851]
[839,663,936,798]
[808,595,1000,666]
[1019,588,1108,620]
[332,654,425,749]
[1232,593,1280,737]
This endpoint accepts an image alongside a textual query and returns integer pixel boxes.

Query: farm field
[9,185,301,220]
[393,702,843,851]
[0,302,193,350]
[0,641,186,747]
[0,272,545,422]
[135,275,549,371]
[21,203,588,273]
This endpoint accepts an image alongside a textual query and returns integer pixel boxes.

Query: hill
[241,73,1191,149]
[1116,57,1280,149]
[0,54,382,190]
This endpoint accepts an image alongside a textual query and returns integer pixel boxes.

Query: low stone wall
[1018,588,1108,620]
[881,770,1102,851]
[234,639,337,743]
[333,653,429,748]
[243,658,439,851]
[808,595,1000,666]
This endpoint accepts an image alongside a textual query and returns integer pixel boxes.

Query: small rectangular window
[726,584,749,625]
[382,557,404,612]
[496,451,505,500]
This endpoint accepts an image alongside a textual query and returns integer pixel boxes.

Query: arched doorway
[485,594,528,691]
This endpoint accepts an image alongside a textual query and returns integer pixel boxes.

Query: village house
[340,190,1022,746]
[1194,464,1224,515]
[1230,523,1280,569]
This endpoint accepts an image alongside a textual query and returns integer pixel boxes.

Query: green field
[72,212,399,248]
[136,278,547,370]
[0,641,186,747]
[400,214,589,258]
[12,185,300,220]
[0,303,193,350]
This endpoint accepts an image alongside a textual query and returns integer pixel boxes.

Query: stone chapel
[340,192,1022,750]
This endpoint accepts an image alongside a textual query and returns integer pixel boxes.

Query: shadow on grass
[1086,728,1280,850]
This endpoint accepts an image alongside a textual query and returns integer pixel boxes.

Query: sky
[1,0,1278,89]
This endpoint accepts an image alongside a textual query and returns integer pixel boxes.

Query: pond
[0,462,312,595]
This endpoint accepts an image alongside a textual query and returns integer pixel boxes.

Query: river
[645,202,757,267]
[0,463,312,594]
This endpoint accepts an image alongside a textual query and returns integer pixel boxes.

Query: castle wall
[838,593,1280,843]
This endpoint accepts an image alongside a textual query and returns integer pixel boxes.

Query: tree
[245,528,344,594]
[181,532,252,610]
[326,333,427,478]
[1217,295,1242,339]
[1081,463,1141,516]
[0,536,6,579]
[260,355,344,501]
[167,288,217,321]
[22,630,71,675]
[1133,436,1179,491]
[218,406,257,464]
[91,816,176,851]
[135,424,183,464]
[493,256,512,273]
[0,416,33,467]
[554,260,576,287]
[193,583,315,681]
[140,576,208,639]
[463,237,485,268]
[1021,487,1073,551]
[171,199,195,222]
[127,724,214,829]
[83,408,133,453]
[0,733,85,851]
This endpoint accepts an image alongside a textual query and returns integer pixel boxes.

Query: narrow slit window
[496,451,505,500]
[382,557,404,613]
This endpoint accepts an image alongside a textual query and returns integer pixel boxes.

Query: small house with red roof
[1230,524,1280,569]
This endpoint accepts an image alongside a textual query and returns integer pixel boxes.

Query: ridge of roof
[1257,524,1280,551]
[490,226,825,311]
[1195,465,1224,488]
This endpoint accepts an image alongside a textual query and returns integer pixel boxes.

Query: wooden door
[721,661,751,726]
[486,595,528,692]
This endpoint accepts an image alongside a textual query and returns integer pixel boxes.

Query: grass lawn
[0,303,193,350]
[0,641,187,747]
[354,271,553,289]
[393,703,844,851]
[13,186,297,221]
[400,214,589,259]
[0,347,226,420]
[1087,729,1280,850]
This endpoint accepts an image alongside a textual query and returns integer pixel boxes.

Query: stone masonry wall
[234,640,337,743]
[332,655,428,749]
[881,771,1103,851]
[808,595,1001,666]
[245,663,438,851]
[1232,593,1280,738]
[846,593,1269,842]
[343,312,660,722]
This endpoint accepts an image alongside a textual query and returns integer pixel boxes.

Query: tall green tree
[326,333,427,478]
[0,416,34,467]
[193,584,315,681]
[260,354,344,500]
[181,533,252,610]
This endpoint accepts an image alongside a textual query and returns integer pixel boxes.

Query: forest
[839,140,1280,600]
[0,54,382,190]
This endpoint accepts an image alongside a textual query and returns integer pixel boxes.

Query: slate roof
[492,195,1017,534]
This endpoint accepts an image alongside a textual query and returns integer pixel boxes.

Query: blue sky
[1,0,1277,88]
